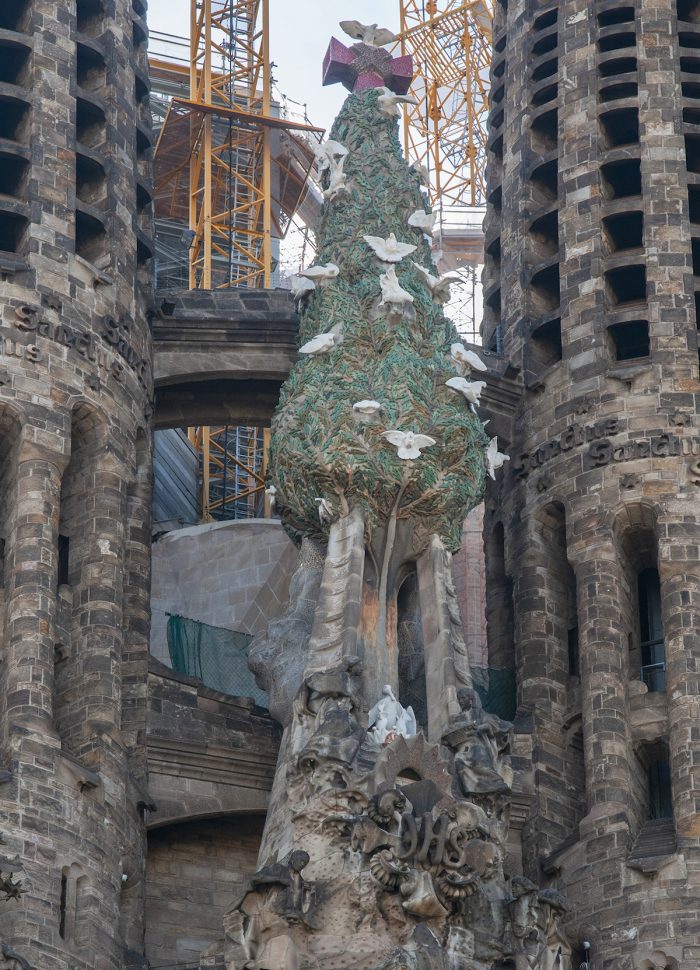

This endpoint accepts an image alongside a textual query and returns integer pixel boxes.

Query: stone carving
[299,262,340,281]
[445,377,487,412]
[368,685,417,743]
[486,437,510,479]
[407,210,437,237]
[0,834,25,903]
[299,332,337,356]
[232,48,571,970]
[290,275,316,304]
[377,88,418,117]
[412,263,460,303]
[339,20,398,47]
[0,946,36,970]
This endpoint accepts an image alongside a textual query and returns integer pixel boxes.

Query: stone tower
[483,0,700,967]
[0,0,153,967]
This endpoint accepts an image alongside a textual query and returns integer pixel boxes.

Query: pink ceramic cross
[322,38,413,94]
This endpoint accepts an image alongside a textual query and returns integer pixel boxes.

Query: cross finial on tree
[322,37,413,94]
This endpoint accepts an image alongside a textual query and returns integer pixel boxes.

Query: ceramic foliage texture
[269,88,488,552]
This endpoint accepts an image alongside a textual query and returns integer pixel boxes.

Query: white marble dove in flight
[313,139,349,176]
[486,436,510,480]
[451,342,487,373]
[382,430,436,460]
[408,209,437,236]
[315,497,335,524]
[352,400,382,415]
[299,262,340,282]
[299,332,337,356]
[364,232,417,263]
[412,262,461,304]
[377,87,418,117]
[445,376,487,412]
[378,266,414,307]
[339,20,398,47]
[290,275,316,303]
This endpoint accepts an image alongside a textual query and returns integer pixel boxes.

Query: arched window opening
[638,567,665,692]
[648,755,673,821]
[484,521,516,718]
[397,568,428,731]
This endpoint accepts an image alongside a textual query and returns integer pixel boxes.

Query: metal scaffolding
[398,0,493,210]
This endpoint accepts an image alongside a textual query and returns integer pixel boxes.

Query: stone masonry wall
[484,0,700,966]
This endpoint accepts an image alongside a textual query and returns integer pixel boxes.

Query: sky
[147,0,399,131]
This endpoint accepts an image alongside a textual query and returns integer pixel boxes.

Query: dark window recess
[76,44,106,94]
[532,31,557,57]
[76,0,104,35]
[686,134,700,173]
[681,80,700,99]
[75,209,106,263]
[0,210,27,253]
[678,0,700,25]
[137,236,154,265]
[600,107,639,147]
[567,626,580,677]
[485,234,501,265]
[491,107,504,129]
[530,264,560,312]
[76,153,106,206]
[529,210,559,257]
[695,291,700,327]
[485,286,501,316]
[493,59,505,81]
[602,210,643,253]
[486,326,502,354]
[59,873,68,939]
[530,316,562,368]
[136,183,152,214]
[600,81,638,102]
[531,107,558,151]
[0,153,29,198]
[0,0,30,31]
[531,82,557,107]
[532,57,558,82]
[601,158,642,199]
[0,41,30,85]
[0,96,30,142]
[598,31,636,52]
[608,319,650,360]
[57,534,70,587]
[605,265,646,306]
[598,6,634,26]
[682,55,700,75]
[489,184,502,213]
[491,83,505,105]
[533,8,557,31]
[494,33,507,54]
[76,98,106,148]
[530,159,558,203]
[133,19,148,48]
[136,126,152,159]
[648,759,673,819]
[638,568,665,693]
[599,56,637,77]
[0,536,5,588]
[490,133,503,160]
[135,73,150,104]
[684,107,700,126]
[679,30,700,48]
[693,237,700,274]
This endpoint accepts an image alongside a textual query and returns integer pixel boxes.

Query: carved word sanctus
[8,306,150,390]
[513,419,619,478]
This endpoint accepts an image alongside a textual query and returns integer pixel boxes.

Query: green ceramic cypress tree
[269,88,489,557]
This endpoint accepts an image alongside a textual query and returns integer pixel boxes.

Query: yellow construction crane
[398,0,493,210]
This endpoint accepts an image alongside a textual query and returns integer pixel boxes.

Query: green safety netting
[167,614,268,707]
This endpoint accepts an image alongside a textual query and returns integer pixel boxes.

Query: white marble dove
[378,266,414,307]
[299,332,337,356]
[352,400,382,415]
[290,275,316,303]
[368,685,417,743]
[486,436,510,480]
[451,342,487,372]
[377,87,418,117]
[412,262,461,304]
[315,497,335,524]
[364,232,417,263]
[339,20,397,46]
[313,139,349,176]
[299,262,340,281]
[445,376,487,412]
[382,430,436,460]
[265,485,277,509]
[323,153,349,200]
[408,209,437,236]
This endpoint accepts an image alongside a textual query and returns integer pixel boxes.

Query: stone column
[3,452,65,740]
[573,541,633,820]
[658,517,700,838]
